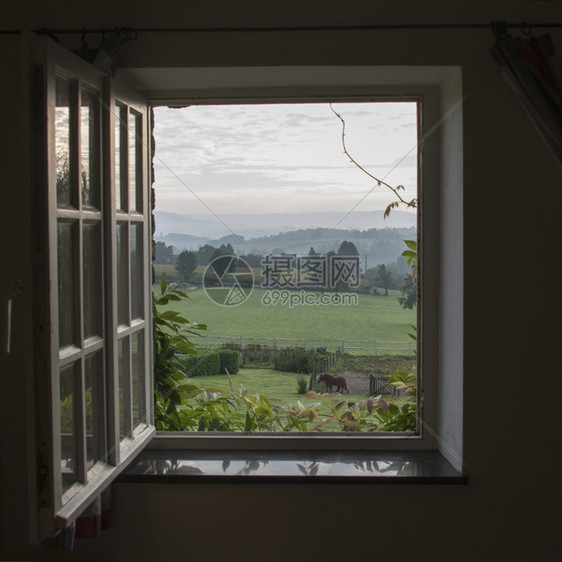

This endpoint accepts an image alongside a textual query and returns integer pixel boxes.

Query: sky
[152,102,418,221]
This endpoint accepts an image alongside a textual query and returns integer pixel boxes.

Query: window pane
[60,364,77,493]
[118,338,128,438]
[85,352,102,470]
[80,88,101,209]
[83,222,102,338]
[129,111,142,213]
[130,223,143,320]
[115,104,127,211]
[131,331,144,427]
[57,221,75,348]
[55,76,72,208]
[116,223,129,326]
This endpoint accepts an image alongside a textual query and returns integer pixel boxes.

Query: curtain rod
[1,21,562,36]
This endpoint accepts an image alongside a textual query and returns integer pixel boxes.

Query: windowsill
[118,449,467,484]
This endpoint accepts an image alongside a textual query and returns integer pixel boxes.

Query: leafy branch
[153,277,207,429]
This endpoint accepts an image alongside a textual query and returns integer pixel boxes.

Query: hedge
[182,352,221,377]
[271,348,319,374]
[218,349,239,374]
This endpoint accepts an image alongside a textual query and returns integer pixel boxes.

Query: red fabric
[75,488,112,539]
[515,35,561,95]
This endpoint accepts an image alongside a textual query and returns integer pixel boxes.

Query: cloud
[152,102,418,215]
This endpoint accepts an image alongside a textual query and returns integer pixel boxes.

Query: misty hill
[156,225,416,269]
[154,209,416,240]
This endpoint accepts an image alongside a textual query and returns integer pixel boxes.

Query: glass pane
[85,352,102,470]
[131,331,144,427]
[57,221,75,347]
[115,104,127,211]
[60,364,76,493]
[130,223,143,320]
[118,339,129,437]
[116,223,129,325]
[80,88,101,209]
[128,111,142,213]
[83,222,102,338]
[55,76,72,207]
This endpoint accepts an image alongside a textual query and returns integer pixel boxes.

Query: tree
[337,240,359,257]
[398,274,417,309]
[196,244,217,266]
[239,253,263,268]
[209,245,236,278]
[175,250,197,282]
[155,241,175,264]
[375,264,393,296]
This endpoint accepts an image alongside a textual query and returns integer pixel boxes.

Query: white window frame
[120,66,463,463]
[30,36,155,539]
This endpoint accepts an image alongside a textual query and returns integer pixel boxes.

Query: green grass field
[155,285,416,350]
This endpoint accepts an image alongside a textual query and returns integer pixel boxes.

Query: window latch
[2,281,23,354]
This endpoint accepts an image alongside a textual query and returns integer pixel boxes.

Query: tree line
[156,239,416,310]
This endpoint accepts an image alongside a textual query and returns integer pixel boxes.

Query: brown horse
[318,373,348,393]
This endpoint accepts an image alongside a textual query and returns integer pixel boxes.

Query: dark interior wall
[1,1,562,560]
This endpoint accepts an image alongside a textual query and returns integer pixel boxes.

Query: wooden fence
[190,334,415,356]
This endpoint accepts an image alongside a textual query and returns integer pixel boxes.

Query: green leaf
[401,250,416,259]
[160,276,167,294]
[388,403,399,415]
[404,239,417,250]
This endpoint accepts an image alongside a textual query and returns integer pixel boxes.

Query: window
[31,36,154,537]
[151,100,420,435]
[133,66,462,458]
[31,34,463,537]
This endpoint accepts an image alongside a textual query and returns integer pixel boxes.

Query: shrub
[218,349,240,374]
[296,374,309,395]
[238,344,275,368]
[182,352,221,377]
[272,348,319,374]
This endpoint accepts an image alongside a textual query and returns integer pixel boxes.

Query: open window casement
[30,35,154,539]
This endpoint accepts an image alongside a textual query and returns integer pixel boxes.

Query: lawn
[188,367,369,428]
[192,367,366,404]
[155,285,416,351]
[182,366,415,432]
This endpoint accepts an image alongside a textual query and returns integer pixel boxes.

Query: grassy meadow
[154,285,416,348]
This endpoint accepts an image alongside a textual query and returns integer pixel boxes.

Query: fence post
[240,335,244,350]
[341,341,345,355]
[374,340,378,356]
[206,335,210,350]
[408,341,412,356]
[274,337,277,348]
[307,338,311,350]
[369,374,374,395]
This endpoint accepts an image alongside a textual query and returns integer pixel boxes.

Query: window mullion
[103,77,120,466]
[75,83,89,484]
[141,110,153,425]
[123,220,133,436]
[124,111,133,433]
